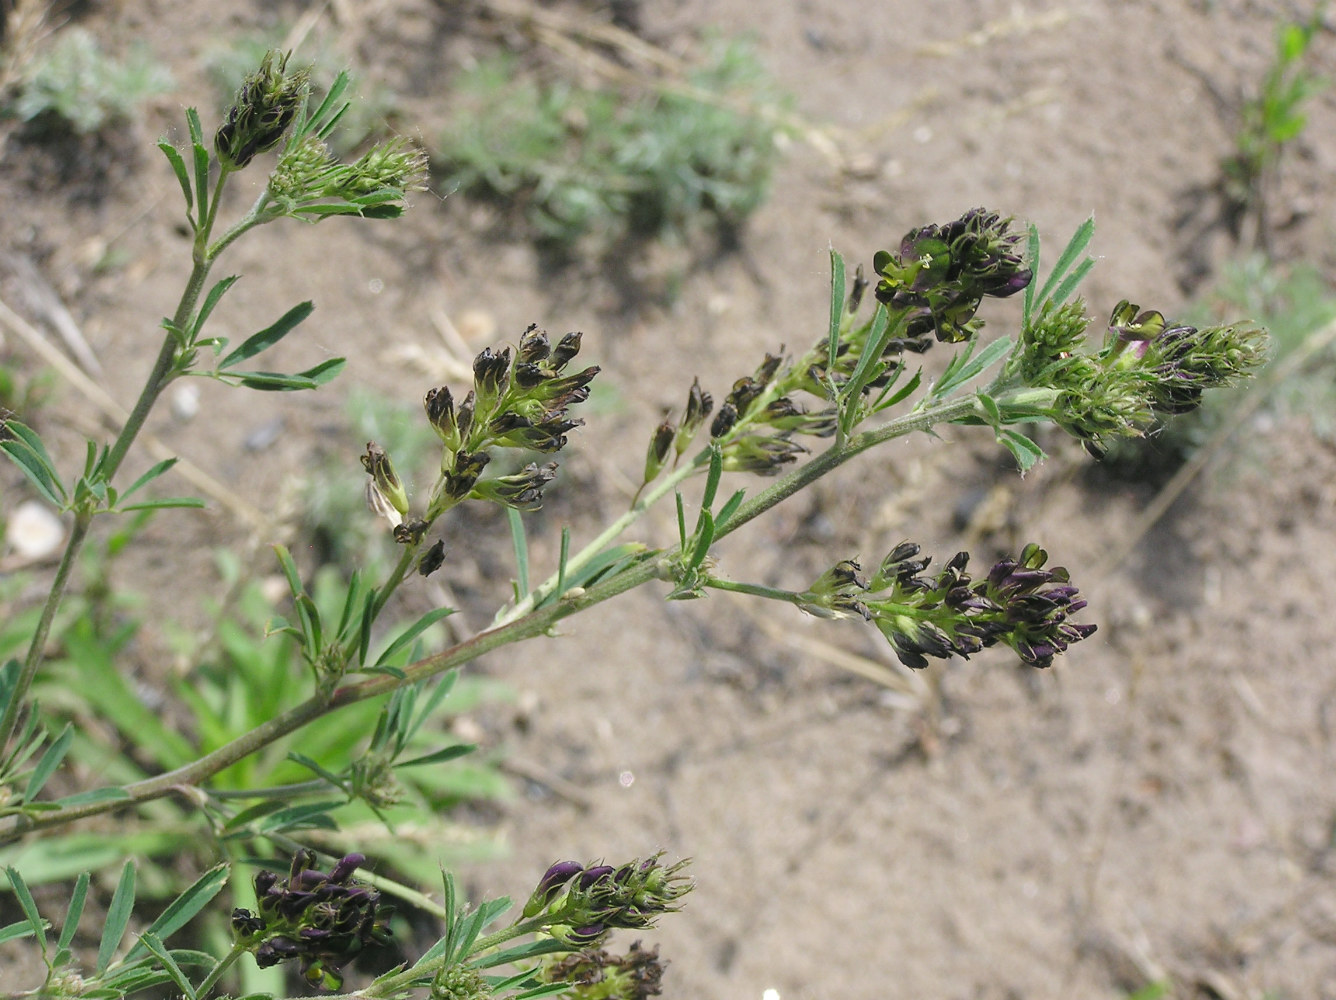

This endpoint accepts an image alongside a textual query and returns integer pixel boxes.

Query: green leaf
[934,336,1013,399]
[157,140,194,219]
[1023,223,1041,326]
[122,864,228,966]
[507,507,530,597]
[3,866,47,953]
[218,301,315,370]
[0,920,39,945]
[396,743,475,768]
[135,934,197,1000]
[977,391,1002,427]
[222,356,346,390]
[471,937,569,970]
[1034,216,1094,310]
[120,458,179,501]
[688,510,715,572]
[1,420,68,506]
[192,275,241,342]
[714,488,747,529]
[1000,429,1046,472]
[699,445,723,512]
[97,860,136,974]
[375,608,456,668]
[284,752,347,789]
[24,723,72,801]
[119,496,206,512]
[1046,257,1096,308]
[256,801,344,833]
[53,787,132,809]
[186,108,210,224]
[57,872,89,951]
[827,248,846,372]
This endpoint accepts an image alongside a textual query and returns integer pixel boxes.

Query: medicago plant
[0,51,1265,998]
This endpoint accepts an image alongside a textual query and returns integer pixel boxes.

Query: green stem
[0,385,996,839]
[0,516,89,754]
[0,176,239,757]
[363,915,550,997]
[195,944,245,1000]
[703,577,805,605]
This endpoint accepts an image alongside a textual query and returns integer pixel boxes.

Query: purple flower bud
[523,860,585,918]
[578,865,616,890]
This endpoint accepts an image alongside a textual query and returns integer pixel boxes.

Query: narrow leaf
[0,920,38,945]
[122,865,228,965]
[507,508,530,597]
[1000,429,1046,472]
[375,608,455,667]
[57,872,89,951]
[934,336,1013,398]
[1035,216,1095,308]
[157,140,194,218]
[1047,256,1096,308]
[192,275,241,342]
[53,787,132,809]
[120,496,206,512]
[135,934,196,1000]
[714,488,747,529]
[24,723,72,801]
[218,301,315,370]
[1,421,67,505]
[97,860,136,974]
[1023,223,1041,326]
[120,458,178,501]
[827,249,846,371]
[3,867,47,952]
[396,743,475,768]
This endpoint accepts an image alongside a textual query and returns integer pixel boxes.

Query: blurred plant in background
[0,25,171,134]
[435,35,788,253]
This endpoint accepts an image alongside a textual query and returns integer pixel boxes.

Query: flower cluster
[541,941,666,1000]
[872,207,1032,349]
[214,50,309,171]
[230,850,393,990]
[1020,299,1268,453]
[522,855,693,947]
[267,134,429,219]
[363,325,598,556]
[799,541,1096,669]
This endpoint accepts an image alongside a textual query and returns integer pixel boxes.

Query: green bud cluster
[215,50,309,171]
[268,134,429,219]
[522,855,693,947]
[1020,299,1268,453]
[799,541,1096,669]
[542,941,666,1000]
[230,850,393,991]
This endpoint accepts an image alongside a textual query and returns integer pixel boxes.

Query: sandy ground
[3,1,1336,997]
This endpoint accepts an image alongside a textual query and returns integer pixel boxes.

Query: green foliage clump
[5,27,172,133]
[435,37,788,249]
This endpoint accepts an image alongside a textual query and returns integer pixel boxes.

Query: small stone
[8,500,65,560]
[171,383,200,421]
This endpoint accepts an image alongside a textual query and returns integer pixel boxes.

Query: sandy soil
[3,1,1336,998]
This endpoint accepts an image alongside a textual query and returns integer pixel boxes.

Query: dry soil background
[3,1,1336,999]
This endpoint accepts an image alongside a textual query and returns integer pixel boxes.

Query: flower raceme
[799,542,1096,669]
[522,855,694,948]
[230,850,393,990]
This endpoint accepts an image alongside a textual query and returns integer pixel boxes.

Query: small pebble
[171,382,200,421]
[8,500,65,559]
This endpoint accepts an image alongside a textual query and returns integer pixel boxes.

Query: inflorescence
[231,850,393,990]
[801,542,1096,669]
